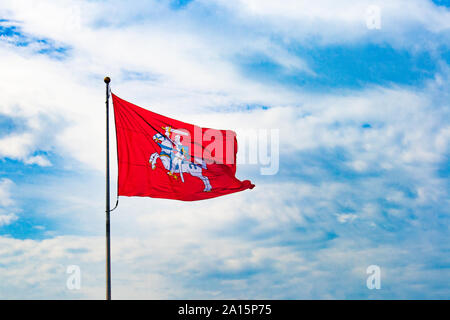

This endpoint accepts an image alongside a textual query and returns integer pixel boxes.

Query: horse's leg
[160,156,171,171]
[205,177,212,191]
[149,153,159,169]
[200,175,211,192]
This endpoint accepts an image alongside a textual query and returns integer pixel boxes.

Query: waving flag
[112,94,254,201]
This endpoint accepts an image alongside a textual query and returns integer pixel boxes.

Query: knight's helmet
[153,133,164,144]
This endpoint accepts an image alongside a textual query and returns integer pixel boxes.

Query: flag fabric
[112,93,255,201]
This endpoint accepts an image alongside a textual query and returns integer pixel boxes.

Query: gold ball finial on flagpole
[104,76,111,84]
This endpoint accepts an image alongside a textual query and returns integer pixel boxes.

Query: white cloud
[0,0,448,173]
[336,213,358,223]
[24,155,52,167]
[0,226,447,299]
[0,213,18,226]
[0,178,15,207]
[209,0,450,45]
[0,179,18,227]
[0,133,35,159]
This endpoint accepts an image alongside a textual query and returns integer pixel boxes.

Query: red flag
[112,94,255,201]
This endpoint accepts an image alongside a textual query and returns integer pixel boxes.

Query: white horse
[149,133,212,192]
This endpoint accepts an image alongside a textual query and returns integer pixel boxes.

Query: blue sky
[0,0,449,299]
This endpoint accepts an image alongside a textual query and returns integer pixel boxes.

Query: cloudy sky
[0,0,449,299]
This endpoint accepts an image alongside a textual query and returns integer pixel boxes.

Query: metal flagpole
[104,76,112,300]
